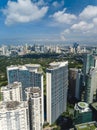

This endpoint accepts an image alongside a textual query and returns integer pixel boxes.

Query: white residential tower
[46,61,68,124]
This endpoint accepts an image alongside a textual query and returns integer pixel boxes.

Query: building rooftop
[0,101,28,111]
[91,102,97,111]
[75,121,97,130]
[1,82,21,92]
[25,87,41,97]
[7,64,40,70]
[78,102,89,109]
[6,101,20,109]
[47,61,68,70]
[70,68,79,71]
[25,64,40,68]
[75,102,90,113]
[7,64,42,72]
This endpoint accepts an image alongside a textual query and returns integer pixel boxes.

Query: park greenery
[0,53,83,129]
[0,53,83,100]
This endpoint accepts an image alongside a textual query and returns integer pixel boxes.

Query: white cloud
[35,0,46,6]
[51,8,77,24]
[52,0,64,8]
[2,0,48,25]
[71,21,94,31]
[61,20,97,42]
[60,29,70,41]
[60,35,66,41]
[79,5,97,19]
[62,29,70,34]
[59,5,97,42]
[93,18,97,24]
[52,1,59,7]
[61,0,65,6]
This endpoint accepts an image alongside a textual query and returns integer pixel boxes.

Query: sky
[0,0,97,44]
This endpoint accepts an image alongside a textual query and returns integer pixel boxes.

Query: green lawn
[76,123,97,130]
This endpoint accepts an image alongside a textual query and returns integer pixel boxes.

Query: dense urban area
[1,0,97,129]
[0,43,97,130]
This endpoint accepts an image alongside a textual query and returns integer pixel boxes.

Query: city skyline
[1,49,97,129]
[0,0,97,44]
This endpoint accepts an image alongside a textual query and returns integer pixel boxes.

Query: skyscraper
[69,68,82,100]
[85,67,97,103]
[25,87,44,130]
[1,82,23,102]
[83,53,95,76]
[46,61,68,124]
[76,70,82,100]
[0,101,29,130]
[7,64,43,100]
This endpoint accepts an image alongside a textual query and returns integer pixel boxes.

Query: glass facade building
[7,64,43,100]
[74,102,92,124]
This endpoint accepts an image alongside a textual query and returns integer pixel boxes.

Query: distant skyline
[0,0,97,44]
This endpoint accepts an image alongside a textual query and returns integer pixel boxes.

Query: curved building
[74,102,92,124]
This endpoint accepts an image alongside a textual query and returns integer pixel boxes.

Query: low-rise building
[74,102,92,124]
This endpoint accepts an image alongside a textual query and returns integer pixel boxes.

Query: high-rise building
[83,54,97,103]
[25,87,44,130]
[90,102,97,121]
[46,61,68,124]
[0,101,29,130]
[82,53,95,89]
[94,56,97,68]
[83,53,95,76]
[7,64,43,100]
[69,68,82,100]
[85,67,97,103]
[74,102,92,124]
[1,82,22,102]
[2,45,9,56]
[73,43,79,53]
[76,70,83,100]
